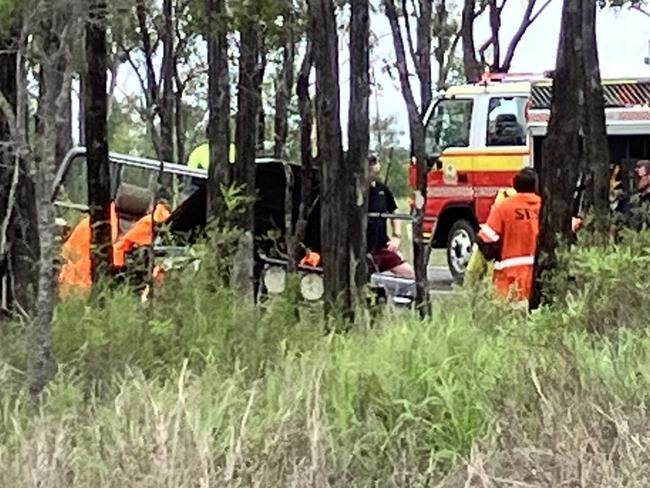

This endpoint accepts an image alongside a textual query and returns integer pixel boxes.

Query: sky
[109,1,650,152]
[352,0,650,146]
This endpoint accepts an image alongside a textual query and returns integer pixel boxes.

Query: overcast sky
[112,1,650,152]
[352,1,650,146]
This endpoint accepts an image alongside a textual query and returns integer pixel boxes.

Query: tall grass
[1,230,650,486]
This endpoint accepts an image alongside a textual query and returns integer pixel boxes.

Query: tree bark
[234,23,260,231]
[206,0,231,218]
[160,0,175,163]
[348,0,370,301]
[581,0,609,220]
[85,0,113,282]
[460,0,481,83]
[531,0,606,308]
[273,10,295,160]
[384,0,430,316]
[308,0,351,319]
[0,25,39,314]
[32,24,76,397]
[416,0,433,111]
[295,43,314,262]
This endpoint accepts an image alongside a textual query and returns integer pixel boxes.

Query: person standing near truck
[476,168,541,302]
[367,155,415,279]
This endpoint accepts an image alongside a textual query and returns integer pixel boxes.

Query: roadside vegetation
[2,228,650,487]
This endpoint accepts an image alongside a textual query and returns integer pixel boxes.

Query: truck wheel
[446,219,476,284]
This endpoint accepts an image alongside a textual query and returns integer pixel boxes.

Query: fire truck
[411,74,650,282]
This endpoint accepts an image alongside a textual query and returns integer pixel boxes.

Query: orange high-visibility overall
[112,203,171,267]
[58,203,119,294]
[58,203,170,293]
[478,192,541,301]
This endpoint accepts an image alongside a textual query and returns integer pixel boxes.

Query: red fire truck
[410,74,650,282]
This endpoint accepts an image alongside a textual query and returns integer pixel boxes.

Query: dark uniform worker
[367,155,415,279]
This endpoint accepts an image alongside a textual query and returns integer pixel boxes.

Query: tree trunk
[348,0,370,302]
[308,0,351,319]
[78,75,86,145]
[0,28,39,313]
[531,0,589,309]
[32,37,71,398]
[159,0,175,194]
[256,43,267,153]
[174,77,186,165]
[581,0,609,221]
[460,0,481,83]
[85,0,113,283]
[384,0,430,316]
[206,0,231,218]
[234,23,260,231]
[0,30,18,314]
[55,83,72,169]
[295,43,314,264]
[416,0,433,111]
[232,23,261,300]
[273,11,295,160]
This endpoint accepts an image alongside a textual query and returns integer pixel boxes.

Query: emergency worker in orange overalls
[58,201,171,294]
[477,168,541,301]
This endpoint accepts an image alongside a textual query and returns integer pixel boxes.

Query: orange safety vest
[58,203,119,294]
[112,203,171,267]
[59,202,170,293]
[478,192,541,301]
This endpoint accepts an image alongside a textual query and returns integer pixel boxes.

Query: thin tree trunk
[488,0,501,70]
[234,23,260,231]
[416,0,433,111]
[385,0,430,316]
[308,0,351,319]
[206,0,231,218]
[295,42,314,265]
[460,0,481,83]
[159,0,175,194]
[273,10,295,160]
[85,0,112,282]
[32,42,70,398]
[255,41,267,153]
[174,78,185,165]
[78,75,86,145]
[531,0,586,309]
[232,22,261,301]
[581,0,609,221]
[348,0,370,302]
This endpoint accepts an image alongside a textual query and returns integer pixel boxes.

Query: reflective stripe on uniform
[479,224,500,242]
[494,255,535,270]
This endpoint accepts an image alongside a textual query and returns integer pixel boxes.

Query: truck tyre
[446,219,476,284]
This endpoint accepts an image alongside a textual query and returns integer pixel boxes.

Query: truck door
[473,95,529,223]
[424,97,476,218]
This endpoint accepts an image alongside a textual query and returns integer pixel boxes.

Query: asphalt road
[427,265,455,290]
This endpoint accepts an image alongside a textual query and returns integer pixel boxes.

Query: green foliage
[2,231,650,485]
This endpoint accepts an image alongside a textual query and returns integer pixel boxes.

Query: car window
[486,97,527,146]
[425,98,474,155]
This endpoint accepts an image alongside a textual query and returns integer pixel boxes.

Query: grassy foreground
[2,230,650,486]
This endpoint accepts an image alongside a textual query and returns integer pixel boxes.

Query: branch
[529,0,553,24]
[439,32,461,88]
[135,0,159,110]
[401,0,419,70]
[384,0,421,125]
[0,157,20,273]
[501,0,549,72]
[632,3,650,19]
[0,91,16,137]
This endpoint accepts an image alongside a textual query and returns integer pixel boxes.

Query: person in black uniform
[367,155,415,278]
